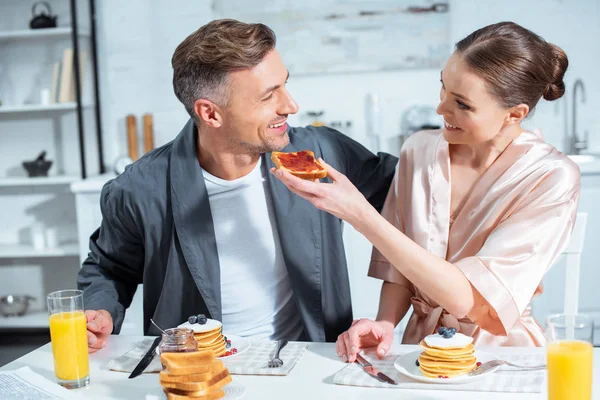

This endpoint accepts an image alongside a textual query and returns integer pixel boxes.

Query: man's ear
[505,103,529,125]
[194,99,224,128]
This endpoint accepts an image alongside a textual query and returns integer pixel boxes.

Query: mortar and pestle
[22,151,53,177]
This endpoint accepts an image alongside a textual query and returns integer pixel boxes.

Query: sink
[567,154,598,164]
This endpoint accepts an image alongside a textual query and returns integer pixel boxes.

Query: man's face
[220,49,299,154]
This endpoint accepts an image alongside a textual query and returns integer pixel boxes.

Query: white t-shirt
[203,158,303,340]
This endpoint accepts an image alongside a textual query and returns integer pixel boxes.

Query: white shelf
[0,311,48,329]
[0,27,89,41]
[0,102,78,114]
[0,243,79,258]
[0,176,79,187]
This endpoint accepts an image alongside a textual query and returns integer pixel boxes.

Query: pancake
[177,318,227,357]
[418,330,478,378]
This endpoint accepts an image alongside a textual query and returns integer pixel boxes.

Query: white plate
[394,349,500,384]
[219,334,251,358]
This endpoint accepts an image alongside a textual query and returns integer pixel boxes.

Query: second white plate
[394,349,500,384]
[219,334,251,358]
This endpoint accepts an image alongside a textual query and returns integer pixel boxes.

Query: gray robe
[77,119,398,341]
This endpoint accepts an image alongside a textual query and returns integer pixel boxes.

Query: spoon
[150,318,166,334]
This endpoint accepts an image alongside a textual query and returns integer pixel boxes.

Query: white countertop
[1,335,598,400]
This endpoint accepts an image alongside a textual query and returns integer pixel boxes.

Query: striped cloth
[333,349,545,393]
[223,341,308,376]
[108,339,307,376]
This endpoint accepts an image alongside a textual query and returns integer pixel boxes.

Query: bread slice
[161,351,223,376]
[160,370,222,384]
[271,150,327,180]
[164,389,225,400]
[162,369,232,395]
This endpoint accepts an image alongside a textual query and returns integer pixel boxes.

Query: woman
[272,21,580,361]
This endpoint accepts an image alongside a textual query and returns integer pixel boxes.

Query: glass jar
[158,328,198,354]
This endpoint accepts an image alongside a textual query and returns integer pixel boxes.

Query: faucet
[570,79,588,155]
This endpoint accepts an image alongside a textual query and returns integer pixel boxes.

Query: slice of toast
[271,150,327,180]
[164,389,225,400]
[161,351,223,376]
[160,369,222,384]
[162,369,232,394]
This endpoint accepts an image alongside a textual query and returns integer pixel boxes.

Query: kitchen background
[1,0,599,366]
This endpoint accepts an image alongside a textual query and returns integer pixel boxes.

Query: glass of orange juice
[545,314,593,400]
[47,290,90,389]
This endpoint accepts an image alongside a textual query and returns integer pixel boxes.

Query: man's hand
[85,310,113,353]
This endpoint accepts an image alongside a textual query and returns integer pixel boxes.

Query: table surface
[1,335,598,400]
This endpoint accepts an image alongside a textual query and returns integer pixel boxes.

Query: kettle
[29,1,57,30]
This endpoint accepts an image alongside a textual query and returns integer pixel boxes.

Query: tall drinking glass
[47,290,90,389]
[545,314,593,400]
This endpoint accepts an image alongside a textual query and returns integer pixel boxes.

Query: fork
[469,359,546,376]
[268,339,289,368]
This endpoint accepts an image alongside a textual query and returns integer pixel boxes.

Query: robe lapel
[448,132,539,235]
[264,144,326,341]
[170,121,222,321]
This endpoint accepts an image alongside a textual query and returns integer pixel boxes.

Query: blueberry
[197,314,207,324]
[437,327,446,335]
[443,332,452,339]
[449,327,456,334]
[226,341,231,349]
[415,359,420,367]
[188,315,198,324]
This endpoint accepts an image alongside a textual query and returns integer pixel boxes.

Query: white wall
[95,0,600,168]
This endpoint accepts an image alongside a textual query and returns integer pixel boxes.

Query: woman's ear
[505,103,529,125]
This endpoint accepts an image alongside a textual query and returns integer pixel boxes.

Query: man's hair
[172,19,277,124]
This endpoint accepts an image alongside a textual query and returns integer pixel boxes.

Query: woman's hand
[336,319,395,363]
[270,159,374,227]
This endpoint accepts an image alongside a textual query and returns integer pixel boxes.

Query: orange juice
[547,340,593,400]
[49,311,89,381]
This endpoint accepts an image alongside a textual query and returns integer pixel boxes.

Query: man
[78,19,397,353]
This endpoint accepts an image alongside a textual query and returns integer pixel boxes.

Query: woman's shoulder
[525,132,580,180]
[401,129,444,155]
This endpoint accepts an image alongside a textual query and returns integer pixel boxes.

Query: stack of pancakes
[418,332,478,378]
[178,319,227,357]
[160,350,231,400]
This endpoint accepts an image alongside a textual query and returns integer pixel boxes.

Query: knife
[355,353,398,385]
[128,337,162,379]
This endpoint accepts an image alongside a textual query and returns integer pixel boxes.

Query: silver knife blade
[355,353,398,385]
[128,336,162,379]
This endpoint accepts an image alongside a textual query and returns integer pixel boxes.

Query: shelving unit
[0,27,89,41]
[0,311,48,329]
[0,0,105,179]
[0,102,78,114]
[0,243,78,258]
[0,175,79,187]
[0,1,103,331]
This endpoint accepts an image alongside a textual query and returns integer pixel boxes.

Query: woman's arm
[357,205,475,318]
[272,161,476,319]
[376,281,413,326]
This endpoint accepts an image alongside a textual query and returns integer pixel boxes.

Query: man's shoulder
[103,141,174,200]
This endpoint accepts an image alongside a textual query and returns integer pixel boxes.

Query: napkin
[108,339,307,376]
[333,349,545,393]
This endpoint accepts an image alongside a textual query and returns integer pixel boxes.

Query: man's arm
[77,178,144,335]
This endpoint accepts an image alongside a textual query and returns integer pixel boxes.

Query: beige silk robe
[369,130,581,346]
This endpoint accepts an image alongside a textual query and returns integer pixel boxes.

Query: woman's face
[436,52,512,145]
